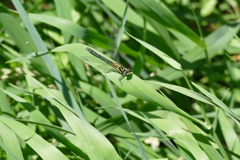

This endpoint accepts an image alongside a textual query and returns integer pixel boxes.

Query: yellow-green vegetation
[0,0,240,159]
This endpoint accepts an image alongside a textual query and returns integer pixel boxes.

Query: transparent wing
[83,47,132,81]
[81,55,115,72]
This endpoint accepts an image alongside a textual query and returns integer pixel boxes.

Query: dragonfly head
[124,68,132,76]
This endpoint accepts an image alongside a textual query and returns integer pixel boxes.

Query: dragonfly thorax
[115,64,130,75]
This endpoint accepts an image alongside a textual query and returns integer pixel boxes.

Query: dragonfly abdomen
[86,47,132,81]
[86,47,114,66]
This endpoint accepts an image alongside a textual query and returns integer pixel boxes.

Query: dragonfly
[86,47,132,81]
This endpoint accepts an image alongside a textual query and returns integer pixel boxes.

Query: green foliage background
[0,0,240,159]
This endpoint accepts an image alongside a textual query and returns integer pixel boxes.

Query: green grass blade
[126,110,224,159]
[0,11,37,53]
[105,73,148,160]
[11,0,82,117]
[76,82,159,158]
[112,0,129,58]
[0,121,24,160]
[0,81,15,117]
[0,116,69,160]
[25,75,121,160]
[126,32,182,70]
[157,24,240,82]
[192,82,240,126]
[52,44,206,128]
[218,110,240,159]
[128,0,206,48]
[147,81,214,106]
[1,87,89,159]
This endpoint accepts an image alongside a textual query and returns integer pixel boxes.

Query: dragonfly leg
[108,69,124,83]
[119,74,125,81]
[118,75,124,85]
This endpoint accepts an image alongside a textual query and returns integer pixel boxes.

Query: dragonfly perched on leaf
[85,47,132,81]
[84,26,132,82]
